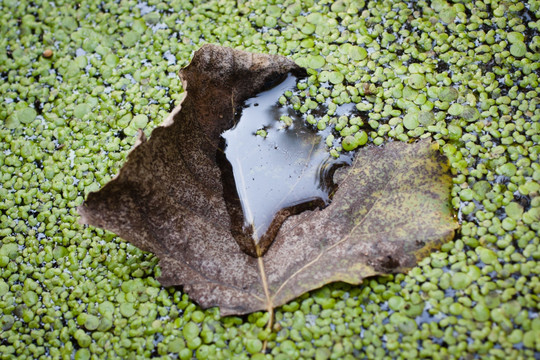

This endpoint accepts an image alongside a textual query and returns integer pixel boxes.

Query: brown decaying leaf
[78,44,458,318]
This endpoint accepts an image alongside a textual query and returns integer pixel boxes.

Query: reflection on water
[220,74,350,255]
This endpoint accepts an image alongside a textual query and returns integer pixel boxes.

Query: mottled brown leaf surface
[79,45,458,316]
[78,44,306,258]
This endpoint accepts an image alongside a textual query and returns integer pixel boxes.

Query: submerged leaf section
[221,73,350,257]
[79,45,458,316]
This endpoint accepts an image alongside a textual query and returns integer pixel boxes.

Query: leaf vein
[271,166,400,300]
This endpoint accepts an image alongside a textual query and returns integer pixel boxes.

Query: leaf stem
[257,255,274,352]
[262,306,274,352]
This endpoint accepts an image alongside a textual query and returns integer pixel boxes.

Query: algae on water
[0,0,539,359]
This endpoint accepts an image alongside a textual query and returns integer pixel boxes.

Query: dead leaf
[79,44,309,258]
[78,45,458,317]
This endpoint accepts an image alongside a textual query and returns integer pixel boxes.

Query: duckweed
[1,0,539,359]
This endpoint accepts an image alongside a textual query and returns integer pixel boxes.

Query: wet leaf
[79,45,458,316]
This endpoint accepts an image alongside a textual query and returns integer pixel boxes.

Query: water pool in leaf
[219,74,350,256]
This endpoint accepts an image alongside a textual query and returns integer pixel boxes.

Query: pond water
[220,74,350,255]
